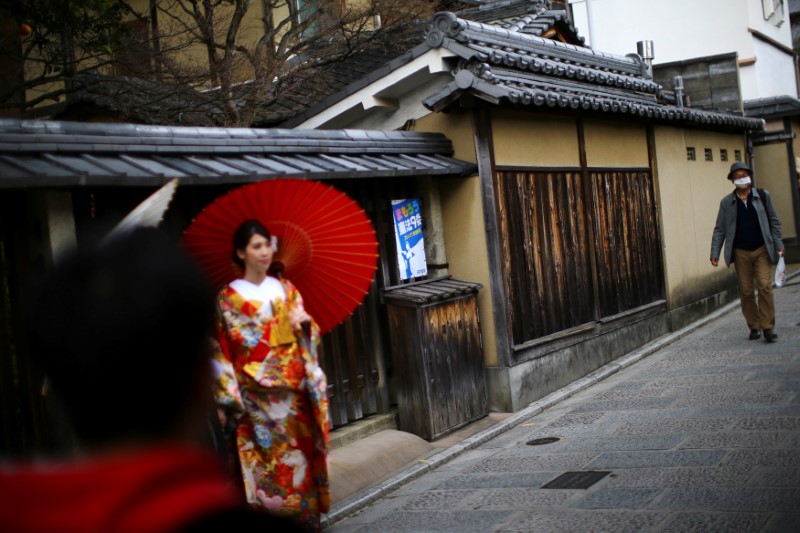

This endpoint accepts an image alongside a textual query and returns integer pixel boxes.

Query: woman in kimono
[212,219,330,531]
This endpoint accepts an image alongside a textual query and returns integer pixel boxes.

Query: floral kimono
[212,277,330,531]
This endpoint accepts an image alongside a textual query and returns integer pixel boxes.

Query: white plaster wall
[745,0,793,42]
[751,39,798,98]
[739,64,761,103]
[340,76,452,131]
[567,0,796,99]
[568,0,750,59]
[298,48,456,130]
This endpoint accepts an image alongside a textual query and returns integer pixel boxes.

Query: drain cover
[526,437,560,446]
[542,471,611,489]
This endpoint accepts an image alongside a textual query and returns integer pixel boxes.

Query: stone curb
[322,268,799,528]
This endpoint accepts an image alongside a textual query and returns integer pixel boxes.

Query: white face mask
[733,177,751,189]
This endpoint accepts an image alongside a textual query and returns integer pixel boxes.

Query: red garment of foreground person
[0,229,305,533]
[0,447,238,533]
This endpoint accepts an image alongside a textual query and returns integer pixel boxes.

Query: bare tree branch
[2,0,445,125]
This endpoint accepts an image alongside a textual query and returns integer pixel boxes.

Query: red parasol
[182,179,378,334]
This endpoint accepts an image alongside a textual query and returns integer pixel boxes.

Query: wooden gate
[319,178,419,428]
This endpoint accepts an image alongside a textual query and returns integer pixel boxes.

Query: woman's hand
[289,306,311,329]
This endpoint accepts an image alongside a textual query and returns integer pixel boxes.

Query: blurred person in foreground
[0,228,303,532]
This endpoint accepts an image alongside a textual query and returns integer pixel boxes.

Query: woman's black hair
[232,219,271,268]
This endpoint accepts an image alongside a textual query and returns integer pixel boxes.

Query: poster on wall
[391,198,427,280]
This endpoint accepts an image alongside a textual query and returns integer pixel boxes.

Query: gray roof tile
[744,96,800,118]
[270,1,580,128]
[0,119,475,187]
[419,12,764,131]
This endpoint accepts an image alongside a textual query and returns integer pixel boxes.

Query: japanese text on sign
[391,199,427,280]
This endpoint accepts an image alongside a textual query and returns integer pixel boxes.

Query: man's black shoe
[749,329,761,340]
[763,329,778,343]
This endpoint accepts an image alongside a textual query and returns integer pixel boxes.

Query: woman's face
[237,233,273,275]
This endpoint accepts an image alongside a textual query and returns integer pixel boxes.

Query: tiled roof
[50,74,225,126]
[254,22,428,127]
[744,96,800,119]
[30,23,429,128]
[261,0,583,127]
[27,1,590,129]
[457,0,585,44]
[422,12,764,131]
[0,119,476,188]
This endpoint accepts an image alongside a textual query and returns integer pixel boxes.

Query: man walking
[710,161,784,342]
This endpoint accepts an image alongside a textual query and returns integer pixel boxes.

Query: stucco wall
[583,119,649,167]
[490,111,580,167]
[653,126,744,310]
[416,111,477,163]
[764,118,785,132]
[440,175,498,367]
[754,141,797,239]
[488,112,649,169]
[416,111,496,366]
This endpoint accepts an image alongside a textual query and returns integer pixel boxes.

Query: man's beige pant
[733,245,775,330]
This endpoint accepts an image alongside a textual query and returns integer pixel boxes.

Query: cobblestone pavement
[329,279,800,532]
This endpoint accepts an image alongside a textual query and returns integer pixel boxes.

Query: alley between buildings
[328,272,800,532]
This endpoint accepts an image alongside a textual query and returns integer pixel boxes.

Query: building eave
[421,12,763,132]
[744,95,800,119]
[287,46,456,130]
[0,120,477,188]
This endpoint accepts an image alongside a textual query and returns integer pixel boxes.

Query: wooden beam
[748,27,796,57]
[577,118,601,322]
[472,107,513,367]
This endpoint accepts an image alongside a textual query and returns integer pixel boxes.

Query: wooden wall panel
[591,171,664,317]
[497,170,595,342]
[496,169,663,345]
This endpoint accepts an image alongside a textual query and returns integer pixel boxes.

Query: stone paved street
[329,278,800,532]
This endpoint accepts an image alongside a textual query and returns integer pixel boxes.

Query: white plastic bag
[774,255,786,288]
